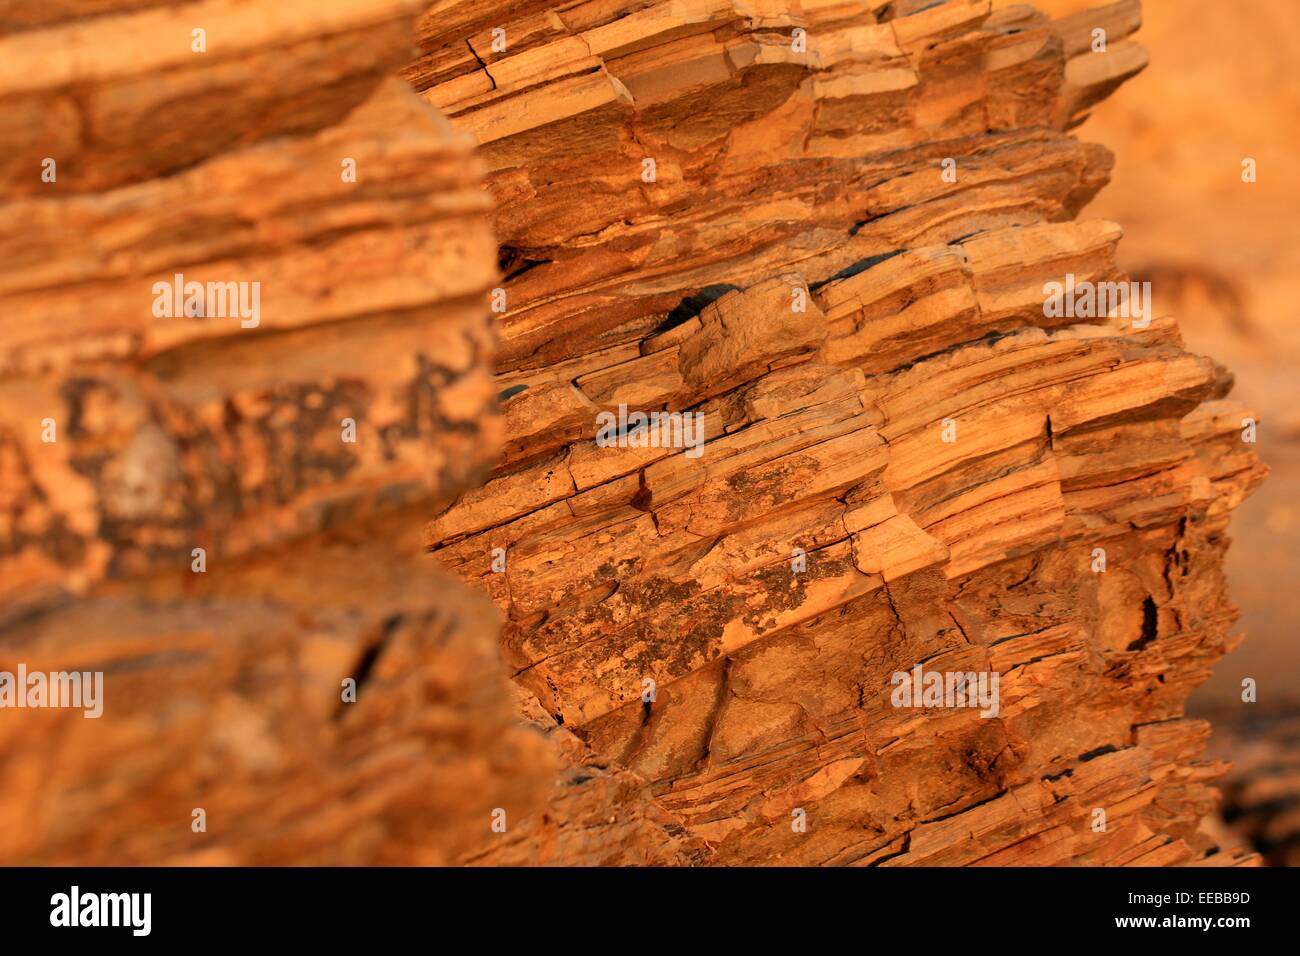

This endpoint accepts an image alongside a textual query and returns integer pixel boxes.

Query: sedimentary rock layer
[418,0,1265,865]
[0,0,1267,867]
[0,0,549,865]
[0,2,501,619]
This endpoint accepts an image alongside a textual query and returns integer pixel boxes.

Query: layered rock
[0,0,1267,867]
[0,0,554,864]
[417,0,1265,865]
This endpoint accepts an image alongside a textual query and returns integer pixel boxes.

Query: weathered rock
[0,49,500,617]
[0,0,1267,868]
[421,0,1264,865]
[0,0,545,866]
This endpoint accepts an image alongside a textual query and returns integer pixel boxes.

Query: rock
[421,0,1264,866]
[0,0,544,865]
[0,0,1267,868]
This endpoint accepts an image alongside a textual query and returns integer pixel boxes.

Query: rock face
[0,0,553,865]
[0,0,1267,866]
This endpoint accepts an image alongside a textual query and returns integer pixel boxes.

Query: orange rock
[0,0,1267,868]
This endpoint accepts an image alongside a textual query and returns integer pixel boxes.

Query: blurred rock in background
[1016,0,1300,861]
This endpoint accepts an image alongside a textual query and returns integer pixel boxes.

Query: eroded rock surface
[419,0,1265,865]
[0,0,1266,866]
[0,0,550,865]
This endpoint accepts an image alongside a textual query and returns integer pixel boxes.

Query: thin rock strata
[0,0,1267,867]
[418,0,1265,865]
[0,0,554,865]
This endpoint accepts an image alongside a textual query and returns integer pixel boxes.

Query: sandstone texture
[0,0,548,865]
[0,0,1267,866]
